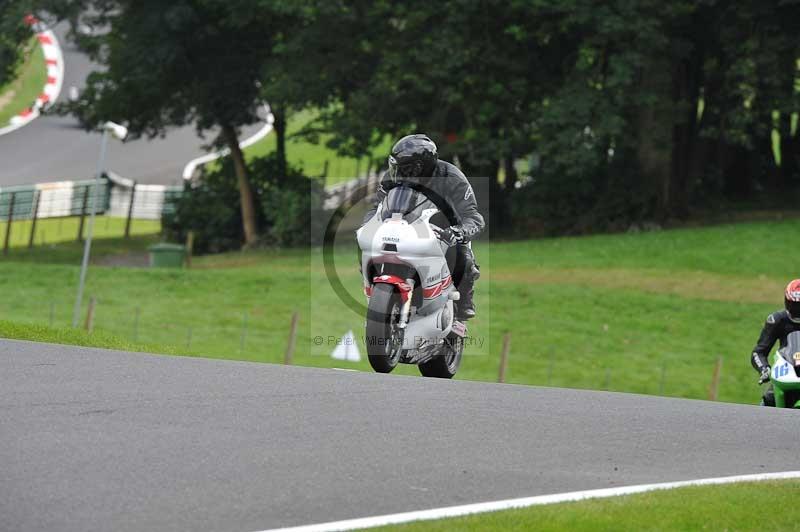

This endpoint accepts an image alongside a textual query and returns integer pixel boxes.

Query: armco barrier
[0,180,109,221]
[0,177,181,251]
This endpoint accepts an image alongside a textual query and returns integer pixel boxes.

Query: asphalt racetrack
[2,339,799,531]
[0,23,264,187]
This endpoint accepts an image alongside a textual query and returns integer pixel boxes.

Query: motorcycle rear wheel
[366,283,403,373]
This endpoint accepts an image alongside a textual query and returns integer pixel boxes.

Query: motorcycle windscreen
[381,185,424,221]
[782,331,800,366]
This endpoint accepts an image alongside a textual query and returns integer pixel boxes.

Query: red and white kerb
[8,15,63,127]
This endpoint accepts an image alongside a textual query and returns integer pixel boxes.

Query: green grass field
[2,216,796,405]
[374,480,800,531]
[0,36,46,125]
[0,215,161,250]
[243,108,393,185]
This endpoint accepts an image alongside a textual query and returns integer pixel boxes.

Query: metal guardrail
[0,180,109,221]
[0,177,182,222]
[0,169,374,253]
[0,176,182,252]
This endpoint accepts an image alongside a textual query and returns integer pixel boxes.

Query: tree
[57,0,299,246]
[294,0,799,233]
[0,1,35,88]
[284,0,572,229]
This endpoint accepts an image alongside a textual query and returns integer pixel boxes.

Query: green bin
[148,243,186,268]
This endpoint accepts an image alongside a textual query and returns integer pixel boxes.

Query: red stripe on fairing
[423,275,452,299]
[373,274,412,303]
[423,286,440,299]
[37,35,52,45]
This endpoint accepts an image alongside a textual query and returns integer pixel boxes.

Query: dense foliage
[46,0,303,246]
[163,154,324,254]
[291,0,799,234]
[0,1,34,88]
[13,0,800,242]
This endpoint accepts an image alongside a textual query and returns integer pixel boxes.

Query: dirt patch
[0,86,18,110]
[492,267,783,304]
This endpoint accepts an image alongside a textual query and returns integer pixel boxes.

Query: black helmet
[387,134,438,183]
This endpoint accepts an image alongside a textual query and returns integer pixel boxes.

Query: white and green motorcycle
[769,331,800,408]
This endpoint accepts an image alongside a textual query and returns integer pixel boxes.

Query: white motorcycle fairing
[357,203,465,365]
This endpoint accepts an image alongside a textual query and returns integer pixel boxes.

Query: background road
[0,23,264,187]
[2,339,799,532]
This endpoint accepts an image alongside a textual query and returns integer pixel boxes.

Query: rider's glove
[433,226,464,247]
[759,366,771,384]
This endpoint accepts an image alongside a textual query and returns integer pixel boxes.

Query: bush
[162,154,326,254]
[509,147,658,237]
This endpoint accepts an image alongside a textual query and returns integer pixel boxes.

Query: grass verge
[0,36,46,125]
[2,217,798,405]
[374,480,800,531]
[0,320,177,355]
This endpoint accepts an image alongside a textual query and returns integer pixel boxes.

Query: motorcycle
[769,331,800,407]
[356,184,467,378]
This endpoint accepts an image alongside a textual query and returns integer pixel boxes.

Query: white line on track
[181,103,274,180]
[258,471,800,532]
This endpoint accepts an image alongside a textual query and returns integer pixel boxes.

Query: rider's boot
[454,243,479,320]
[455,265,478,320]
[456,288,476,320]
[762,385,776,407]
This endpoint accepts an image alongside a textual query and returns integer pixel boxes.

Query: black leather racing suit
[362,160,484,316]
[751,310,800,406]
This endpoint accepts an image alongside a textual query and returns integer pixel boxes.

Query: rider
[362,134,484,319]
[750,279,800,406]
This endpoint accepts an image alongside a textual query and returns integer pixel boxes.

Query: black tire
[419,334,463,378]
[366,283,402,373]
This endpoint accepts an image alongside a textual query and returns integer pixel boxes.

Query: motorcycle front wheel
[418,333,463,378]
[365,283,403,373]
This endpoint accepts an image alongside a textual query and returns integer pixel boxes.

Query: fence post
[284,311,299,365]
[708,357,723,401]
[355,158,361,177]
[124,181,137,239]
[77,185,90,241]
[28,190,41,248]
[185,231,195,268]
[498,332,511,383]
[3,192,15,255]
[322,160,329,178]
[84,297,96,332]
[239,311,248,354]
